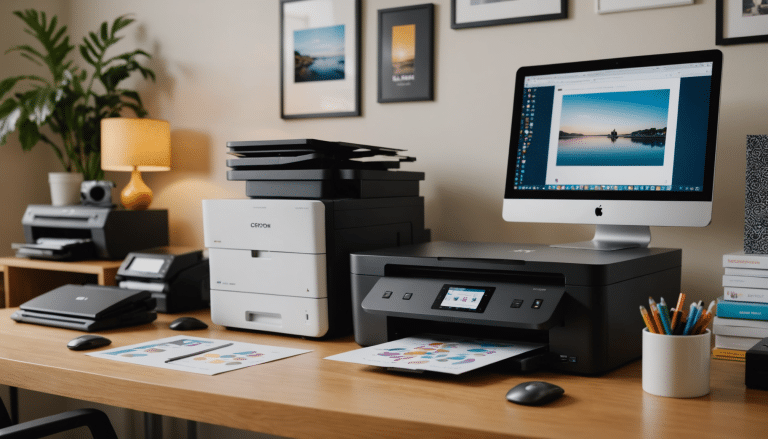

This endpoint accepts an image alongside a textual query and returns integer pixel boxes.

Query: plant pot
[48,172,84,206]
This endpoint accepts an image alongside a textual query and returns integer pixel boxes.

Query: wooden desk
[0,308,766,438]
[0,257,122,308]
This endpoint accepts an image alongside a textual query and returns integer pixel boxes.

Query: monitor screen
[502,50,722,248]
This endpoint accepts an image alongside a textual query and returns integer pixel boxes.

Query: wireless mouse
[67,334,112,351]
[169,316,209,331]
[506,381,564,406]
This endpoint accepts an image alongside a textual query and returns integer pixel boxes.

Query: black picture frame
[717,0,768,45]
[451,0,567,30]
[280,0,361,119]
[378,4,435,103]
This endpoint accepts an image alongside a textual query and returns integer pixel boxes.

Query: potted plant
[0,9,155,205]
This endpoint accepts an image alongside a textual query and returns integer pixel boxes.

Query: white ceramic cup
[642,328,711,398]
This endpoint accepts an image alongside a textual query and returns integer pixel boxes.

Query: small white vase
[48,172,84,206]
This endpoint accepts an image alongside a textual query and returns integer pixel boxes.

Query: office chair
[0,397,118,438]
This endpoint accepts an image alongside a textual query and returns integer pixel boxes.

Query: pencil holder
[642,328,711,398]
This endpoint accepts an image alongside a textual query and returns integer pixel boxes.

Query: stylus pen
[164,343,233,363]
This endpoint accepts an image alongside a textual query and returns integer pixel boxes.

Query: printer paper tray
[361,277,565,331]
[11,309,157,332]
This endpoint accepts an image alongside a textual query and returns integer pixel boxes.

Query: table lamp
[101,118,171,210]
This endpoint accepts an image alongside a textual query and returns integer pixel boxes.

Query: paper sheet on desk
[325,334,545,375]
[88,335,311,375]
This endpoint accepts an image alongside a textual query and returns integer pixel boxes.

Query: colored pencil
[640,305,659,334]
[670,292,686,332]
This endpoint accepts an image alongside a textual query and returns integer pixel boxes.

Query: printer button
[532,299,543,309]
[383,291,393,299]
[403,293,413,300]
[511,299,524,308]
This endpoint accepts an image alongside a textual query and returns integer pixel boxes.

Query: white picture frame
[596,0,693,14]
[280,0,361,119]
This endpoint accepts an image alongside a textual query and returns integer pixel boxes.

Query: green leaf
[0,99,22,144]
[0,77,23,100]
[111,15,135,36]
[89,32,104,52]
[17,118,41,151]
[79,45,96,66]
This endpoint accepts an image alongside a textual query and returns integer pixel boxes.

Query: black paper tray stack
[226,139,423,199]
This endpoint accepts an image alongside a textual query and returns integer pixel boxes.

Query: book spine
[713,316,768,329]
[715,334,762,350]
[724,267,768,278]
[723,253,768,269]
[713,322,768,338]
[723,285,768,303]
[716,300,768,320]
[712,347,747,358]
[711,353,746,362]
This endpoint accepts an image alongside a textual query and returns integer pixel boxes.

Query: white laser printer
[202,197,428,337]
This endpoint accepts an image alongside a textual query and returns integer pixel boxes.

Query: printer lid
[18,284,153,320]
[350,241,682,286]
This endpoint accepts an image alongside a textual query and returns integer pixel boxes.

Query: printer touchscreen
[432,285,495,313]
[128,257,165,273]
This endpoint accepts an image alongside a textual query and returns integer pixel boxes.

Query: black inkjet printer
[116,246,210,313]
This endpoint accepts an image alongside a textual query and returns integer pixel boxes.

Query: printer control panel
[362,277,564,331]
[430,285,495,313]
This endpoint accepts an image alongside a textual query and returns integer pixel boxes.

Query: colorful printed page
[88,336,311,375]
[325,333,545,375]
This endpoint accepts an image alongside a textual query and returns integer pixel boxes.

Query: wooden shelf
[0,256,122,308]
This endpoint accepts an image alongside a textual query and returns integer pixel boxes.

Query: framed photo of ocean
[377,4,435,103]
[280,0,361,119]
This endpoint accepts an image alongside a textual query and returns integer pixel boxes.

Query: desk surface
[0,308,766,438]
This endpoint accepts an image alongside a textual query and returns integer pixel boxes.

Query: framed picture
[596,0,692,14]
[717,0,768,45]
[378,4,434,103]
[280,0,361,119]
[451,0,567,30]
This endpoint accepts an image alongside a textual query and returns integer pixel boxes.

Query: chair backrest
[0,398,12,429]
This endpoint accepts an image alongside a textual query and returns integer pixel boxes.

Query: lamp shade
[101,118,171,172]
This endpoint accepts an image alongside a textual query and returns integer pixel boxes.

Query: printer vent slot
[33,215,90,222]
[384,265,565,287]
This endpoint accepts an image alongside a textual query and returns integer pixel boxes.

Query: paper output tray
[361,277,565,331]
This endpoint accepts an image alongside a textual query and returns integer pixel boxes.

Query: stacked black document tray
[226,139,424,199]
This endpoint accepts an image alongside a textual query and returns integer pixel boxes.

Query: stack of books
[716,251,768,362]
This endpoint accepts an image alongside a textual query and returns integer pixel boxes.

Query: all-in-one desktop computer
[503,49,722,249]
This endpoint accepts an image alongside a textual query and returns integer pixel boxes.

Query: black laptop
[11,284,157,332]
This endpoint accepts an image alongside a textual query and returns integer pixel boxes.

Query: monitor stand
[552,225,651,251]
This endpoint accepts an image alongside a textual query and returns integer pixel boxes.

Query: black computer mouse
[67,334,112,351]
[506,381,564,406]
[169,316,209,331]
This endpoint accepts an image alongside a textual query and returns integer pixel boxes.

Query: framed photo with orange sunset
[377,4,434,103]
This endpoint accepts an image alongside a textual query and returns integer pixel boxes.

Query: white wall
[2,0,768,437]
[0,0,63,258]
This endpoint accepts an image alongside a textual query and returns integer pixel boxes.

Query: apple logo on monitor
[595,206,603,217]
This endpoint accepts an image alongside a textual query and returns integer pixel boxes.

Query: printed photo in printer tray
[325,333,545,375]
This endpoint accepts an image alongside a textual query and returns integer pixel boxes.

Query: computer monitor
[502,50,722,250]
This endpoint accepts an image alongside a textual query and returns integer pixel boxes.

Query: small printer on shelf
[17,205,169,260]
[116,247,210,313]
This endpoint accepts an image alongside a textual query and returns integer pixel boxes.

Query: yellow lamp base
[121,168,153,210]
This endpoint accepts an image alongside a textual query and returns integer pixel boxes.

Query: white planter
[48,172,84,206]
